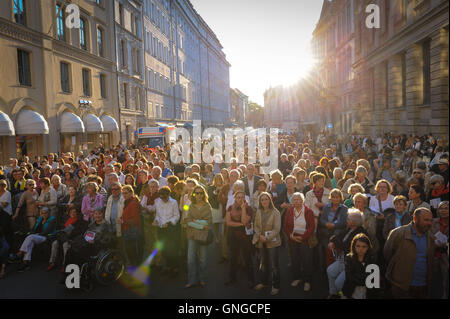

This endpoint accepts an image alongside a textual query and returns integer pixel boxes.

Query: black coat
[343,253,380,298]
[330,226,367,255]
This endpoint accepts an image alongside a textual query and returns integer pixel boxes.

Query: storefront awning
[0,112,15,136]
[100,115,119,132]
[15,109,49,135]
[83,113,103,132]
[60,112,85,133]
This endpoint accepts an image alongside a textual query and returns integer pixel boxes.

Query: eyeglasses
[111,188,121,191]
[431,182,438,185]
[413,172,421,175]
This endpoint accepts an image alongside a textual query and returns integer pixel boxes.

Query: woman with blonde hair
[253,192,281,295]
[184,185,212,288]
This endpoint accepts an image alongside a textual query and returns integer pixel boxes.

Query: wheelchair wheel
[94,249,125,286]
[80,262,94,292]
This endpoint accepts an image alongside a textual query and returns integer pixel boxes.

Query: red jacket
[122,197,141,232]
[283,205,315,245]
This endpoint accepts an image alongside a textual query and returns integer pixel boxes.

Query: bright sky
[190,0,324,106]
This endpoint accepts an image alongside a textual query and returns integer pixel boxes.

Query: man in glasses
[105,182,124,237]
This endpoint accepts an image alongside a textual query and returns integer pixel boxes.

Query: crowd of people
[0,130,448,299]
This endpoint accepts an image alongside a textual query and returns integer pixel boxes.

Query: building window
[80,18,87,50]
[369,67,375,109]
[123,83,129,108]
[401,53,406,107]
[422,39,431,105]
[97,28,103,57]
[56,3,65,41]
[119,4,123,25]
[100,74,106,98]
[14,0,26,25]
[17,49,31,86]
[60,62,70,92]
[82,68,91,96]
[385,60,389,108]
[120,40,127,68]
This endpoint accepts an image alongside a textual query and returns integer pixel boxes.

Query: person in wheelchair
[16,206,56,272]
[65,208,113,268]
[62,208,124,289]
[47,206,87,272]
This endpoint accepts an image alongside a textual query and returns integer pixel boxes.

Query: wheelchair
[79,247,125,292]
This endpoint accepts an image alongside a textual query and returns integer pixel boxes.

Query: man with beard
[384,207,436,299]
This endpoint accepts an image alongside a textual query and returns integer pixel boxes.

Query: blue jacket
[318,204,348,240]
[32,216,57,237]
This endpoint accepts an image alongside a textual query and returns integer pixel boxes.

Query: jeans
[257,246,280,289]
[290,242,314,282]
[187,239,208,285]
[327,259,346,295]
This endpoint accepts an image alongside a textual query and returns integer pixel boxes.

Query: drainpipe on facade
[113,4,123,145]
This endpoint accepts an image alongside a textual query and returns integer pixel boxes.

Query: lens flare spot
[183,204,190,211]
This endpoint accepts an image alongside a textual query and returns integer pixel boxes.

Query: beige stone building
[353,0,449,141]
[0,0,119,163]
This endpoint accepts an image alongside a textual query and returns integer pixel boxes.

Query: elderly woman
[284,192,315,292]
[294,169,309,194]
[382,195,412,240]
[47,206,87,271]
[331,168,344,189]
[268,170,286,204]
[81,182,105,222]
[36,177,58,218]
[13,179,39,231]
[343,183,365,208]
[253,192,281,295]
[305,173,331,224]
[353,193,378,254]
[342,166,375,199]
[51,174,69,204]
[326,209,367,299]
[431,201,449,299]
[368,179,395,216]
[428,174,449,217]
[407,184,431,215]
[16,207,56,272]
[184,185,212,288]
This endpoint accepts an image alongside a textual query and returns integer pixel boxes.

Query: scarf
[14,178,27,191]
[313,187,324,203]
[65,216,78,228]
[431,185,449,198]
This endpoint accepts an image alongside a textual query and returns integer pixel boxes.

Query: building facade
[230,88,248,126]
[115,0,146,145]
[353,0,449,141]
[142,0,231,132]
[312,0,355,136]
[0,0,119,163]
[311,0,449,141]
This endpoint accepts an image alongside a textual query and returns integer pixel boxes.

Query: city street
[0,241,328,299]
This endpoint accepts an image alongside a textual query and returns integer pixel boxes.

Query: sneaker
[254,284,267,291]
[18,263,31,272]
[270,287,280,296]
[290,279,302,287]
[304,282,311,292]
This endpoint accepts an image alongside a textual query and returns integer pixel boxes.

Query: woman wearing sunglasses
[184,186,212,288]
[13,179,39,231]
